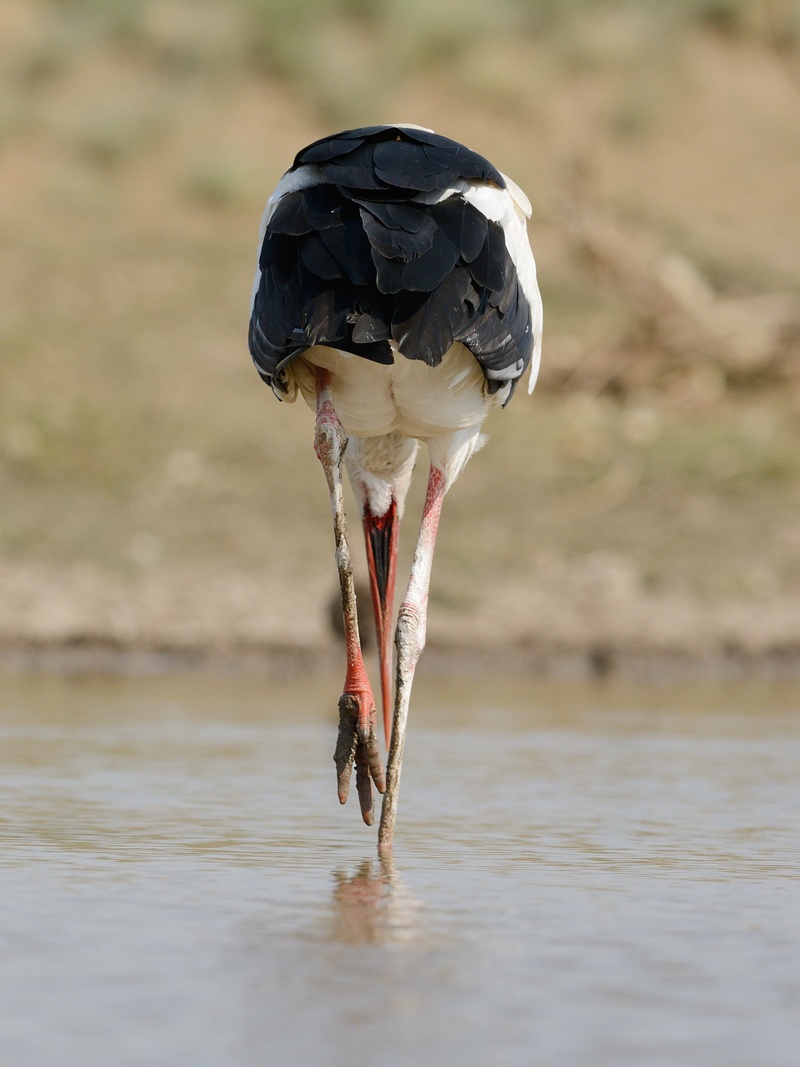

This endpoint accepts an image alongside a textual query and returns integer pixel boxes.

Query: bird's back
[248,124,542,428]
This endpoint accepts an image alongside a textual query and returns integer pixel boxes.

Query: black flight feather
[249,125,533,398]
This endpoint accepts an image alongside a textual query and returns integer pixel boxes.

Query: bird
[248,124,542,849]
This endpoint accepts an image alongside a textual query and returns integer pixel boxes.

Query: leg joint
[314,412,347,466]
[395,603,425,671]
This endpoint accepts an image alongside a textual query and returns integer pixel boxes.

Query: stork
[248,124,542,849]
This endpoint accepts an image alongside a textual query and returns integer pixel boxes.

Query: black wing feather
[392,268,472,365]
[431,197,487,265]
[249,125,534,399]
[268,192,313,236]
[318,216,373,286]
[359,205,437,262]
[300,233,342,280]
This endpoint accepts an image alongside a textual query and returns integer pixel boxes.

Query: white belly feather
[285,342,495,440]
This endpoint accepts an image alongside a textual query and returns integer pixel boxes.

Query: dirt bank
[2,560,799,681]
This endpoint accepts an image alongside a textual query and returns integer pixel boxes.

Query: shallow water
[1,672,799,1066]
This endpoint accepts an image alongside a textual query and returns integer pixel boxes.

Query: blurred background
[1,0,799,672]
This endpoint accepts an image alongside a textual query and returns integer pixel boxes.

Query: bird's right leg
[313,370,385,825]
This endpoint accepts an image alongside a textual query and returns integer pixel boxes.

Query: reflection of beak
[362,499,398,746]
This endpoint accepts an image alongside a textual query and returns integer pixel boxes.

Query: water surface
[1,673,798,1066]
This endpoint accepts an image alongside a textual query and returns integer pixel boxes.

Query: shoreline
[2,635,799,684]
[1,560,799,682]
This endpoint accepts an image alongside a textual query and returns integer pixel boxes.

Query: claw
[334,693,386,825]
[355,746,375,825]
[334,696,359,805]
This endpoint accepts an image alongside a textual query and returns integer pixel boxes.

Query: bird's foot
[334,692,386,826]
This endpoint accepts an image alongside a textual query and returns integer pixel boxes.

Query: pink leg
[314,370,385,824]
[378,465,446,850]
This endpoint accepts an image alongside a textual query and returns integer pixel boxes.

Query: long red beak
[362,500,398,746]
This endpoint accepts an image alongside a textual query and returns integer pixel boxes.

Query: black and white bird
[248,124,542,848]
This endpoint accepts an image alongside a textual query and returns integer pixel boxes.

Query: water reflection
[329,854,422,945]
[1,673,799,1067]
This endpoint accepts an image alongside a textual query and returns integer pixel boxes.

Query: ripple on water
[0,674,799,1067]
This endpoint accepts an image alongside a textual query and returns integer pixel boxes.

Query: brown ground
[2,554,800,680]
[1,2,799,678]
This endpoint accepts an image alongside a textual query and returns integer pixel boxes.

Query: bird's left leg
[313,370,385,825]
[378,463,447,850]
